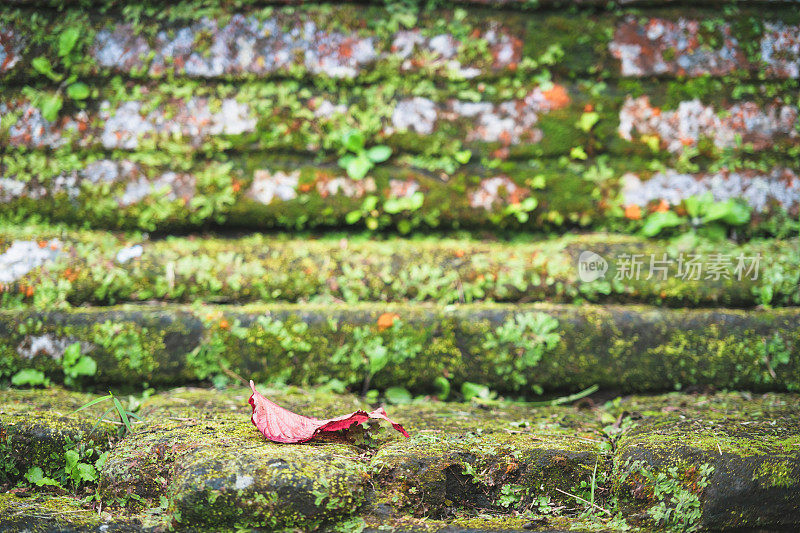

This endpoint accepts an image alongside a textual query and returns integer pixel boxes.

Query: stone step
[2,80,798,162]
[1,303,798,393]
[2,153,797,234]
[6,0,799,8]
[1,386,798,531]
[2,5,798,83]
[1,229,798,307]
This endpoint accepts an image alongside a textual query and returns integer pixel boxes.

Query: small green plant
[641,193,751,239]
[461,381,495,401]
[345,195,382,230]
[23,438,104,493]
[501,196,539,223]
[498,484,525,508]
[93,321,155,374]
[483,312,561,391]
[624,460,714,532]
[11,368,50,387]
[72,391,140,435]
[26,27,91,121]
[62,342,97,387]
[337,130,392,180]
[10,342,95,388]
[331,321,422,396]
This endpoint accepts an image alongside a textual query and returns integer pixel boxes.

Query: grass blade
[70,394,112,414]
[112,397,134,434]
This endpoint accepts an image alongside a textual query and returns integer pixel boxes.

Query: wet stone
[614,392,800,531]
[2,387,800,531]
[370,401,607,518]
[100,387,371,529]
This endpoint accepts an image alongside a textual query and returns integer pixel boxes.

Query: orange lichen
[625,204,642,220]
[377,313,400,331]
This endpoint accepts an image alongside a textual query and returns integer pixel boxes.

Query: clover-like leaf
[66,83,90,100]
[366,145,392,163]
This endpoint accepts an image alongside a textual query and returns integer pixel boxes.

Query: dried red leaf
[248,380,410,443]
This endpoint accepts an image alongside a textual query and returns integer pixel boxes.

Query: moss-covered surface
[613,393,800,530]
[0,492,153,532]
[0,388,116,487]
[2,229,799,308]
[1,302,798,394]
[3,5,798,84]
[1,386,799,531]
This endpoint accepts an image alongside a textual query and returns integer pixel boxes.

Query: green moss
[754,460,796,489]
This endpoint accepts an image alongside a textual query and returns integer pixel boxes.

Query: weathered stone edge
[1,4,799,83]
[1,303,798,393]
[2,230,798,307]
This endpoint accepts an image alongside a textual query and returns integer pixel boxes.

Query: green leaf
[69,356,97,377]
[365,145,392,163]
[367,345,389,376]
[700,200,733,223]
[65,449,79,471]
[383,198,402,214]
[58,27,80,57]
[701,199,750,226]
[345,211,362,224]
[362,195,379,212]
[113,396,134,434]
[454,150,472,164]
[346,155,372,180]
[577,111,599,132]
[75,463,98,483]
[461,382,491,401]
[569,146,588,160]
[71,394,113,414]
[66,83,90,100]
[641,211,684,237]
[384,386,412,404]
[342,130,365,152]
[11,369,49,387]
[721,202,751,226]
[337,154,354,169]
[25,467,60,487]
[686,192,714,218]
[433,376,450,401]
[62,342,81,366]
[529,175,546,189]
[39,93,63,122]
[520,197,538,211]
[32,56,63,82]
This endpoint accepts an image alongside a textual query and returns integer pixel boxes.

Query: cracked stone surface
[1,387,798,531]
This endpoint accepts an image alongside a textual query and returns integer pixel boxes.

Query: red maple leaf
[248,381,410,443]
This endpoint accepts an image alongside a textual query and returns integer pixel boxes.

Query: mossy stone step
[614,406,800,530]
[0,388,117,486]
[2,303,799,394]
[100,387,371,530]
[3,5,798,85]
[1,386,799,531]
[2,152,798,235]
[3,229,799,307]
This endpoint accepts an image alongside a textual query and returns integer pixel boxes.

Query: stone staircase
[1,0,799,531]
